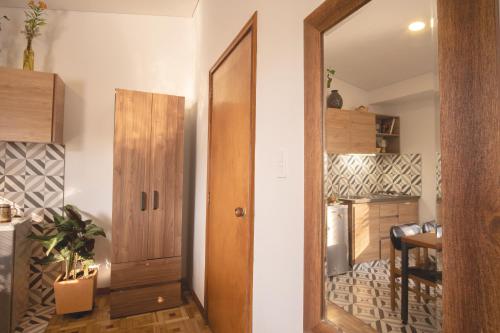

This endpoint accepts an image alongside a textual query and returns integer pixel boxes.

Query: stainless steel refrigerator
[326,204,350,276]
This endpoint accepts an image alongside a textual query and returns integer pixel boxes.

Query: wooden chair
[389,223,442,311]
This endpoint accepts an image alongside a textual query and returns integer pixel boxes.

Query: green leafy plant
[29,205,106,281]
[326,68,336,89]
[0,15,9,31]
[21,0,47,50]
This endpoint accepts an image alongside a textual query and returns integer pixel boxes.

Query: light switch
[276,150,287,179]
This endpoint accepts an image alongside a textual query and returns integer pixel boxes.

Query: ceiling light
[408,21,426,32]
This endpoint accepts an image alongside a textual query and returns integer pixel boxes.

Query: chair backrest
[422,220,443,238]
[390,223,422,250]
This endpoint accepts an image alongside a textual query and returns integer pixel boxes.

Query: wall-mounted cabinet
[0,67,65,144]
[325,108,377,154]
[375,114,400,154]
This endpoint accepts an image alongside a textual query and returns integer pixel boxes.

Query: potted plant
[326,68,343,109]
[21,0,47,70]
[29,204,106,315]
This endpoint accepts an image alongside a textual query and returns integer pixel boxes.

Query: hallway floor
[17,293,211,333]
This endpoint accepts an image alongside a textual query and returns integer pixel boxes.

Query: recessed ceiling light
[408,21,426,32]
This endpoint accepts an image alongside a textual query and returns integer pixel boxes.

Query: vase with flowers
[21,0,47,71]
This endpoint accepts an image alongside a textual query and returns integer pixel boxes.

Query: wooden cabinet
[0,218,31,333]
[325,108,376,154]
[351,200,419,263]
[111,89,184,318]
[0,67,65,144]
[352,203,380,263]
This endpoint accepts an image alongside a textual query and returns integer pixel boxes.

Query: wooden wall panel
[438,0,500,331]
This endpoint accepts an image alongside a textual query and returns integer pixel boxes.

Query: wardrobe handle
[141,192,147,211]
[153,191,159,210]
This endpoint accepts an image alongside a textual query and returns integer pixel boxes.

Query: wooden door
[112,90,152,263]
[205,15,256,333]
[148,94,184,259]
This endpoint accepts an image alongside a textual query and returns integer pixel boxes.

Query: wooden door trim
[204,12,257,333]
[303,1,500,333]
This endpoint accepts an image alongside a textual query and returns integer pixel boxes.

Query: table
[400,233,442,324]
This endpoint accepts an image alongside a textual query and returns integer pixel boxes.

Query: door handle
[234,207,246,218]
[141,192,147,211]
[153,191,159,210]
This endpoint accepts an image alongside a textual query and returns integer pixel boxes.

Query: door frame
[303,1,500,333]
[204,12,258,333]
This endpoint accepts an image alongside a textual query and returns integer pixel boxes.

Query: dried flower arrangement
[21,0,47,70]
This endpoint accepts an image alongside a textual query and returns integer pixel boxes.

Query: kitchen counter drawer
[110,282,182,318]
[111,257,181,290]
[379,203,399,217]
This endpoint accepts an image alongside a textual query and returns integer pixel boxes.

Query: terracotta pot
[54,270,97,315]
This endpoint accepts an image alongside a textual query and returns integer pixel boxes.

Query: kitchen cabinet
[325,108,377,154]
[351,199,419,264]
[0,218,31,333]
[0,67,65,144]
[111,89,184,318]
[352,203,380,263]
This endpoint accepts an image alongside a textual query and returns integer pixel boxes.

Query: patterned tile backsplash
[325,154,422,198]
[0,142,65,306]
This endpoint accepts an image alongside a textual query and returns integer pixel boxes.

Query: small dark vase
[327,90,343,109]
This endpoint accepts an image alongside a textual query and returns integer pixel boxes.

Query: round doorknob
[235,207,246,218]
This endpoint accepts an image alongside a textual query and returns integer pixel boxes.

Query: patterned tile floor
[15,294,211,333]
[326,260,442,333]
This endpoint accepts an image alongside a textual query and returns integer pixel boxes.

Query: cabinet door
[148,94,184,259]
[399,201,418,224]
[325,109,351,154]
[112,90,152,263]
[0,68,62,143]
[353,204,380,263]
[349,111,376,154]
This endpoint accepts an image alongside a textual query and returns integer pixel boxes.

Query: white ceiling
[0,0,199,17]
[324,0,438,91]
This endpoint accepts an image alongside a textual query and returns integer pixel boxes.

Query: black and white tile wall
[325,154,422,198]
[0,142,65,306]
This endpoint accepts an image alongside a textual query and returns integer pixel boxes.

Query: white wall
[193,1,321,332]
[328,78,369,110]
[0,7,195,287]
[374,97,438,222]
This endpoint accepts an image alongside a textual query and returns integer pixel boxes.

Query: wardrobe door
[112,90,152,263]
[148,94,184,259]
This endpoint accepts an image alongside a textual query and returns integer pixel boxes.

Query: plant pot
[53,269,97,315]
[23,48,35,71]
[327,89,343,109]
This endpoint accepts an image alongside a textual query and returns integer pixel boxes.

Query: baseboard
[190,290,207,320]
[96,287,110,296]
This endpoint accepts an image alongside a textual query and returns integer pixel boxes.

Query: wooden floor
[45,294,212,333]
[326,302,377,333]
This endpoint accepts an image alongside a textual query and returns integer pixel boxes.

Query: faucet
[337,176,352,198]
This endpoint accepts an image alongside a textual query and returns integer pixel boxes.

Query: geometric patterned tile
[326,154,422,197]
[6,142,27,159]
[326,260,442,333]
[45,160,64,176]
[0,141,65,311]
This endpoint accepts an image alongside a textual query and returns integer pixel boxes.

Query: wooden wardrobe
[110,89,184,318]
